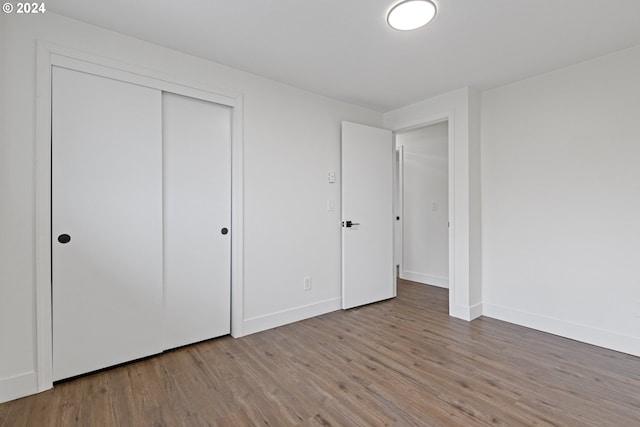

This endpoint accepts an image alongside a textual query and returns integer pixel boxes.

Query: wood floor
[2,279,640,426]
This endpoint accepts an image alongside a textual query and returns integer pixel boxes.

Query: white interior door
[394,146,404,271]
[162,92,231,349]
[52,66,163,381]
[341,121,395,309]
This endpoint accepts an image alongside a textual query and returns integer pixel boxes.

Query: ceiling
[47,0,640,112]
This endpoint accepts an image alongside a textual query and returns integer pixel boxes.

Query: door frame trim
[35,41,245,392]
[394,145,404,277]
[392,118,454,303]
[384,87,482,322]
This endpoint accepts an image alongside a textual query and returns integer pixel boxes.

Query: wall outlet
[303,276,312,291]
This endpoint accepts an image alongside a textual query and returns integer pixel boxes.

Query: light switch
[328,170,336,183]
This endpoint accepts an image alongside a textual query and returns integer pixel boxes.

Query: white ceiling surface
[47,0,640,112]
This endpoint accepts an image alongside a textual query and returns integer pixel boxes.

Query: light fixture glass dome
[387,0,437,31]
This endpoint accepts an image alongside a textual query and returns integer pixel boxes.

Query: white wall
[396,122,449,287]
[482,44,640,356]
[0,12,382,402]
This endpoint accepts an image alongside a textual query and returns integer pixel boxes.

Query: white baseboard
[0,371,38,404]
[469,302,483,320]
[483,303,640,358]
[400,270,448,288]
[243,297,342,336]
[450,302,483,321]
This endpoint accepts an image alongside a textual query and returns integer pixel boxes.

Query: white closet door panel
[162,92,231,349]
[52,66,163,381]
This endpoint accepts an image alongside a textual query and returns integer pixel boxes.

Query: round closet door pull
[221,227,229,235]
[58,234,71,244]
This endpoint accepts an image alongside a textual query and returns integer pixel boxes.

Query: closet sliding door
[51,66,232,380]
[52,66,232,381]
[52,66,164,381]
[162,93,231,349]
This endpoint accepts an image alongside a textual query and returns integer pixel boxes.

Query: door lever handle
[342,220,360,228]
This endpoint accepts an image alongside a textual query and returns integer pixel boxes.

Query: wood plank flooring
[2,279,640,426]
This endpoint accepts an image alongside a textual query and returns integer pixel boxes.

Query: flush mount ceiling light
[387,0,437,31]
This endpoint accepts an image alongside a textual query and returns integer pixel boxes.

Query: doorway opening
[394,121,449,296]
